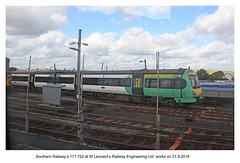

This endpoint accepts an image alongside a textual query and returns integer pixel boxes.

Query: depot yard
[6,88,234,150]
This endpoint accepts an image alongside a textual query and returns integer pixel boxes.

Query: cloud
[81,32,115,55]
[77,6,171,20]
[6,30,75,69]
[110,27,154,55]
[6,6,234,71]
[154,33,185,53]
[6,6,68,35]
[180,6,234,43]
[83,24,233,71]
[7,26,233,71]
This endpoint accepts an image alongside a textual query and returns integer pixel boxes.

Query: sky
[5,5,234,71]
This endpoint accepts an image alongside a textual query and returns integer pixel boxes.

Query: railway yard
[6,88,234,150]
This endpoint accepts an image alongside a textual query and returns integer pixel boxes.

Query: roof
[10,68,188,75]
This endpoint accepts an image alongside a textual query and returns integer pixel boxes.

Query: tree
[196,69,209,80]
[208,71,224,80]
[9,67,18,71]
[208,75,216,80]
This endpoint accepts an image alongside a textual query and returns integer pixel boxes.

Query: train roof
[10,68,190,75]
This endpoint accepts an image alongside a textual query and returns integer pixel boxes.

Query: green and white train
[11,68,202,104]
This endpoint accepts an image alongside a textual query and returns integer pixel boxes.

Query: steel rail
[8,121,233,150]
[7,92,234,122]
[8,113,233,150]
[84,113,233,135]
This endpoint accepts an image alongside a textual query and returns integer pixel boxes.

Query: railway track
[7,105,234,149]
[8,113,234,150]
[6,89,234,150]
[84,99,234,124]
[7,91,234,124]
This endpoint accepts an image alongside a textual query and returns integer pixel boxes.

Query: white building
[223,73,233,81]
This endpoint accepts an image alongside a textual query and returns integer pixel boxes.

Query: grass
[194,70,234,75]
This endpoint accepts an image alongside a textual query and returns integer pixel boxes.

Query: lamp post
[156,51,160,150]
[139,59,147,70]
[69,29,88,143]
[25,55,31,133]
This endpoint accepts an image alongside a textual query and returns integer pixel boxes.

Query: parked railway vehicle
[200,80,234,92]
[11,68,202,104]
[6,72,12,87]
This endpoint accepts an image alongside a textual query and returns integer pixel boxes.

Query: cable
[146,61,155,69]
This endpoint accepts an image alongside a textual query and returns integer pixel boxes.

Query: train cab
[177,70,202,103]
[188,72,203,102]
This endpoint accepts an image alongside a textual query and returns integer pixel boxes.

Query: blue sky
[62,6,218,43]
[6,6,234,71]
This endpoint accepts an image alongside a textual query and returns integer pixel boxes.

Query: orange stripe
[168,128,192,150]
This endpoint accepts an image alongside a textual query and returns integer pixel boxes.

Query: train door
[173,76,182,98]
[54,73,60,84]
[29,74,35,87]
[132,74,144,95]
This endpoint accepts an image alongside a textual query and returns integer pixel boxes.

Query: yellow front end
[193,88,202,96]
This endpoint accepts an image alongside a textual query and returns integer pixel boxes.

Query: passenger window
[35,77,52,83]
[98,79,108,85]
[145,79,150,88]
[83,78,98,85]
[150,79,157,88]
[160,79,172,88]
[109,79,119,86]
[12,76,28,81]
[120,78,131,87]
[145,79,157,88]
[60,77,74,84]
[174,79,187,89]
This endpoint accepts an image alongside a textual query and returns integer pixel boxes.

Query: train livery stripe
[144,74,174,77]
[188,72,197,75]
[83,74,130,78]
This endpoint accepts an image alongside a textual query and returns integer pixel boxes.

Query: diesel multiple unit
[11,68,202,104]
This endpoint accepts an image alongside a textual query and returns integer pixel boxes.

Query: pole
[80,53,85,142]
[81,53,85,101]
[25,55,31,132]
[144,59,147,70]
[77,29,83,142]
[156,51,160,150]
[156,52,159,116]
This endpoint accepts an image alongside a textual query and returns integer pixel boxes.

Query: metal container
[43,84,65,106]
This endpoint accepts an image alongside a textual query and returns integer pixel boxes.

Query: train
[6,72,12,87]
[6,57,12,88]
[10,68,202,104]
[200,80,234,92]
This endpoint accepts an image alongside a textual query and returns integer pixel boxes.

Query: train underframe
[82,91,186,107]
[10,85,197,107]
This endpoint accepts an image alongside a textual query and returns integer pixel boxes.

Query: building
[223,73,233,81]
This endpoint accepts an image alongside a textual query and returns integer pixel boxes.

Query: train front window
[189,75,201,88]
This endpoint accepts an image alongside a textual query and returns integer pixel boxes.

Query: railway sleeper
[8,120,233,150]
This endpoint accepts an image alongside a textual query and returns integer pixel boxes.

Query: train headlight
[192,91,196,95]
